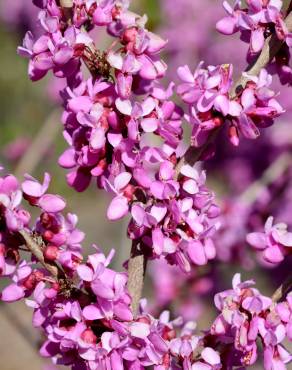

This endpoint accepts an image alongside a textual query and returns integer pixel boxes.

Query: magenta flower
[22,173,66,213]
[177,62,233,116]
[247,216,292,264]
[106,172,132,221]
[216,0,286,55]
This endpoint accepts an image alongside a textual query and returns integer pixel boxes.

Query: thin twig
[239,152,292,205]
[18,230,61,279]
[272,274,292,302]
[127,242,147,315]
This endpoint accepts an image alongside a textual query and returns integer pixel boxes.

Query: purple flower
[247,216,292,264]
[22,173,66,213]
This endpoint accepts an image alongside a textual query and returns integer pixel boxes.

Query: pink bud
[44,245,59,261]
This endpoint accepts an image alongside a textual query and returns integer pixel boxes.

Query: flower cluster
[17,0,224,271]
[216,0,292,84]
[127,163,220,272]
[2,166,289,369]
[209,273,291,368]
[247,216,292,264]
[177,63,283,147]
[3,0,291,369]
[17,0,289,274]
[216,0,290,55]
[0,170,84,301]
[59,77,183,193]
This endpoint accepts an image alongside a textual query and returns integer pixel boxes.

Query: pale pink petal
[201,347,221,365]
[115,98,132,116]
[141,118,159,132]
[251,29,265,53]
[77,265,94,282]
[177,65,194,83]
[83,305,103,320]
[187,241,207,265]
[114,172,132,191]
[216,17,237,35]
[130,322,150,339]
[38,194,66,213]
[246,232,267,250]
[107,51,124,70]
[2,284,25,302]
[107,196,129,221]
[141,97,156,116]
[183,179,199,195]
[90,128,106,150]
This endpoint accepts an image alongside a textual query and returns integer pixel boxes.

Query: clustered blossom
[0,188,290,370]
[247,216,292,264]
[17,0,287,271]
[216,0,290,55]
[216,0,292,83]
[210,274,291,368]
[0,0,290,369]
[17,0,224,271]
[127,163,220,272]
[177,63,283,147]
[0,170,84,301]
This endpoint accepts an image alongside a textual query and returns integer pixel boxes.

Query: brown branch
[18,230,61,279]
[272,274,292,302]
[283,0,292,14]
[127,242,147,315]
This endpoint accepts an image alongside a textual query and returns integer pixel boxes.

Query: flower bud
[44,245,59,261]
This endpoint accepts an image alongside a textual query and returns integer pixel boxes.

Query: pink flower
[22,173,66,213]
[247,216,292,264]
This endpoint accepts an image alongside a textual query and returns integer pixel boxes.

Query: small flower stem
[239,152,292,205]
[19,230,62,279]
[272,274,292,302]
